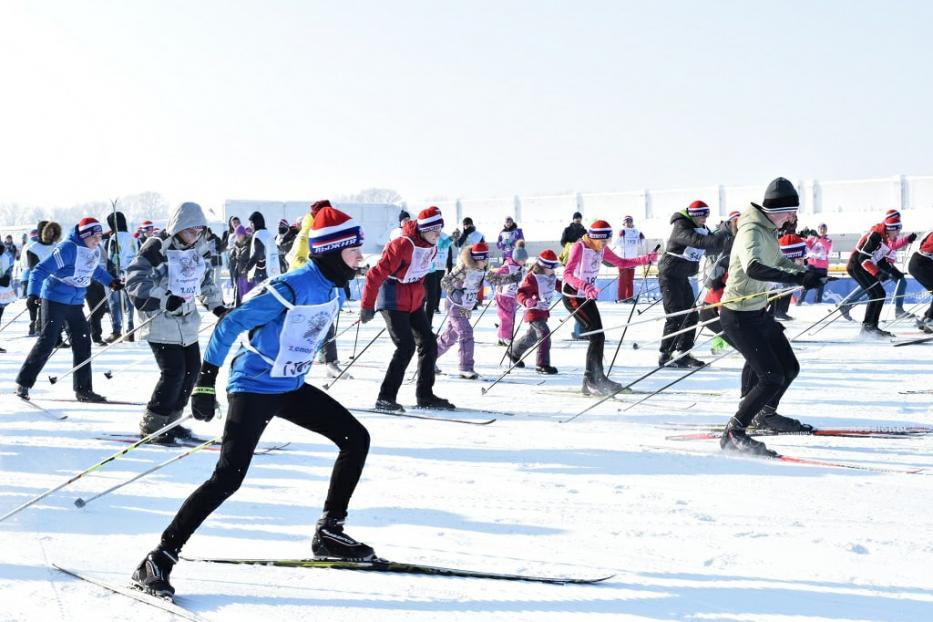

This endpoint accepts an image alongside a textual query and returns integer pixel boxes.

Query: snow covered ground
[2,292,933,622]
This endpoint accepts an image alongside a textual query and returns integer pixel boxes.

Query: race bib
[63,245,99,288]
[166,249,206,301]
[461,270,485,308]
[271,298,339,378]
[398,243,436,283]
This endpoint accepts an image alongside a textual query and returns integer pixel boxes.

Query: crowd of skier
[3,176,932,599]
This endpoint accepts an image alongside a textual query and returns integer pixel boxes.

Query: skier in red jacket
[361,207,454,412]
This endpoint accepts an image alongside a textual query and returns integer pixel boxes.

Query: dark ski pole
[49,312,160,384]
[607,245,659,375]
[0,304,28,335]
[323,327,386,390]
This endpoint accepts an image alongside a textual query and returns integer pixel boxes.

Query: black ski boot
[312,513,376,561]
[75,389,107,403]
[417,394,456,410]
[508,353,525,368]
[131,547,177,600]
[751,406,813,433]
[839,305,854,322]
[581,376,611,397]
[536,365,558,375]
[375,398,405,413]
[677,352,706,368]
[720,419,777,457]
[860,323,894,339]
[15,384,29,400]
[658,352,674,367]
[596,375,624,394]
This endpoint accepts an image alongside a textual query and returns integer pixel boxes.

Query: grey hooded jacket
[126,202,224,346]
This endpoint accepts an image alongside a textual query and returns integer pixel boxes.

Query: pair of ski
[350,404,510,426]
[54,557,613,619]
[665,425,933,441]
[98,433,291,454]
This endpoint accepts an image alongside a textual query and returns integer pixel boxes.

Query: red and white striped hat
[309,207,364,255]
[470,242,489,261]
[416,206,444,232]
[687,200,710,218]
[77,217,102,239]
[587,220,613,240]
[727,210,741,222]
[140,220,154,229]
[537,249,559,269]
[884,209,902,230]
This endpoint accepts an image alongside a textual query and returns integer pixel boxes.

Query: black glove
[212,305,229,318]
[908,232,918,243]
[190,362,219,422]
[0,274,9,288]
[109,279,124,291]
[800,271,827,289]
[27,294,39,307]
[360,308,375,323]
[165,295,185,312]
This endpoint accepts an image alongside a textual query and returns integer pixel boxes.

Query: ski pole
[798,288,900,339]
[580,285,800,338]
[470,296,495,329]
[561,286,800,423]
[48,312,160,385]
[0,414,194,522]
[323,327,386,390]
[607,246,660,375]
[323,319,361,347]
[46,293,114,361]
[103,316,219,379]
[636,295,664,316]
[481,277,617,395]
[0,304,28,335]
[349,312,362,359]
[74,434,220,508]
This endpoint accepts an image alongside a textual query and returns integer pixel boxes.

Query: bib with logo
[530,273,557,310]
[498,264,522,298]
[59,245,99,288]
[166,248,206,301]
[392,239,436,284]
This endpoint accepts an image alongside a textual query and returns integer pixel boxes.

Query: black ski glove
[360,308,375,323]
[212,305,229,318]
[109,279,125,291]
[165,294,185,312]
[139,241,164,267]
[908,232,918,243]
[800,271,827,289]
[190,362,219,422]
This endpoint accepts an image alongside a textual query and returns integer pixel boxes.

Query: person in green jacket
[719,178,828,456]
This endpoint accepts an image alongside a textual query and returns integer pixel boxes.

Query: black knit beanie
[761,177,799,212]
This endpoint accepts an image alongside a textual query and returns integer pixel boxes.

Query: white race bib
[396,241,436,283]
[61,245,99,288]
[499,264,521,298]
[271,298,339,378]
[461,269,485,308]
[532,274,557,310]
[166,249,206,301]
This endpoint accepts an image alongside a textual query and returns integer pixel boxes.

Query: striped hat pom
[309,207,364,255]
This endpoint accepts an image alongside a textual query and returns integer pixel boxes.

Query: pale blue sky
[2,0,932,212]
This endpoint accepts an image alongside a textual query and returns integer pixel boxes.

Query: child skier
[436,242,522,379]
[512,249,561,374]
[494,241,528,346]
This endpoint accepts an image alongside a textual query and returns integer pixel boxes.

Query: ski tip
[48,376,58,384]
[74,498,86,508]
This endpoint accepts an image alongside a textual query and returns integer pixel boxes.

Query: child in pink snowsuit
[512,249,561,374]
[495,242,528,345]
[437,242,522,379]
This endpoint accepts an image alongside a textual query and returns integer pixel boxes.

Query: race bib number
[166,249,206,301]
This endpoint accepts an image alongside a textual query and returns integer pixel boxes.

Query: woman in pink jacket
[797,223,832,305]
[562,220,657,396]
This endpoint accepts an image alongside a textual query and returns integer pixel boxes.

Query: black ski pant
[423,270,444,323]
[847,261,885,327]
[659,274,699,355]
[909,253,933,320]
[562,294,606,381]
[147,342,201,416]
[160,384,370,553]
[26,293,40,333]
[85,281,108,342]
[721,307,799,427]
[16,299,93,392]
[769,289,792,317]
[379,307,437,402]
[319,325,338,364]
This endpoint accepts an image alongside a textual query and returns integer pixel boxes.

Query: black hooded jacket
[658,211,726,279]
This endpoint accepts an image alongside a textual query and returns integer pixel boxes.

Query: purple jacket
[497,226,524,258]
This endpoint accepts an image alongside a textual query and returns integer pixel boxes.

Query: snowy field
[2,291,933,622]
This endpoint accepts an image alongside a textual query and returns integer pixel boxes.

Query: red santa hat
[470,242,489,261]
[77,217,102,239]
[416,206,444,232]
[587,220,613,240]
[537,249,559,269]
[687,200,710,218]
[309,207,364,255]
